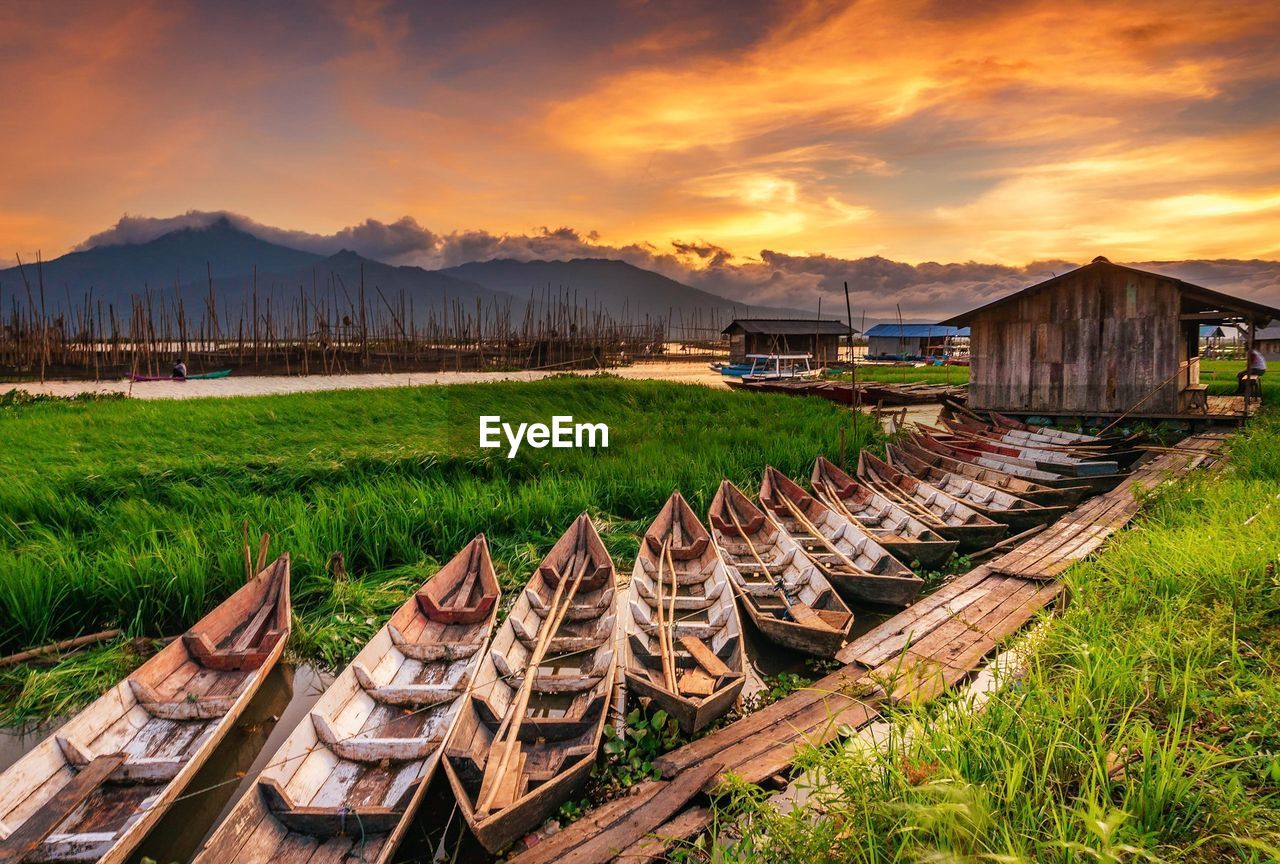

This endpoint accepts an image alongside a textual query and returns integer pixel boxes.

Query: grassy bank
[843,357,1279,403]
[715,412,1280,862]
[0,375,874,725]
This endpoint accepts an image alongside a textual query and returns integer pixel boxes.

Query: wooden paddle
[775,493,865,575]
[477,551,589,815]
[723,494,829,630]
[665,542,685,695]
[653,539,676,692]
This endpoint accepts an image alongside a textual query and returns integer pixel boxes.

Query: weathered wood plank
[510,763,721,864]
[835,568,994,665]
[614,806,712,864]
[0,754,125,864]
[653,670,855,776]
[714,698,880,786]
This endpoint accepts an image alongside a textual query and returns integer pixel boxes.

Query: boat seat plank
[312,711,443,763]
[129,678,240,721]
[260,777,413,836]
[0,754,125,864]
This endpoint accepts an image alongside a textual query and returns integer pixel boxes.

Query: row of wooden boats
[0,416,1133,861]
[724,378,969,407]
[844,381,969,406]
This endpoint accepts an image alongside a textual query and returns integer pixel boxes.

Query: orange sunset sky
[2,0,1280,272]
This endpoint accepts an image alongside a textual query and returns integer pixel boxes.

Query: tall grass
[0,376,875,723]
[712,411,1280,862]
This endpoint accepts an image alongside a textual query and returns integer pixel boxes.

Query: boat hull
[879,537,956,570]
[738,600,847,656]
[626,671,745,735]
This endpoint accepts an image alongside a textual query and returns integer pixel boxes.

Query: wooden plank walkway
[508,433,1228,864]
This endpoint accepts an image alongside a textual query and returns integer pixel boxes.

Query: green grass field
[713,410,1280,862]
[841,357,1280,403]
[0,376,872,724]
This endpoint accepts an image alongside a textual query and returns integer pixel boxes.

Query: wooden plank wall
[970,264,1184,415]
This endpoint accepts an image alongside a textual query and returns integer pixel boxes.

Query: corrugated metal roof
[1255,322,1280,341]
[864,323,964,338]
[722,318,853,336]
[1200,325,1225,338]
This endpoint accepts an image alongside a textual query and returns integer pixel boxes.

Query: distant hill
[262,249,497,315]
[0,218,808,327]
[0,220,499,324]
[0,217,322,310]
[439,257,802,321]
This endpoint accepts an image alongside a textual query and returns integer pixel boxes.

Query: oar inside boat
[623,491,746,733]
[708,480,852,656]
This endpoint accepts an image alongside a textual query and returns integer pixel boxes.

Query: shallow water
[0,716,67,772]
[129,663,334,863]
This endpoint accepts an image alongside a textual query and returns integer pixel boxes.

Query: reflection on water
[129,663,333,864]
[0,717,67,773]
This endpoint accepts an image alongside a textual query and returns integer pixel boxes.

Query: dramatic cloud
[78,211,438,261]
[2,0,1279,274]
[37,207,1280,322]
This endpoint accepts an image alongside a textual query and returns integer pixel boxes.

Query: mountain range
[0,217,795,325]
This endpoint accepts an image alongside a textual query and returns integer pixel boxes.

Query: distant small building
[1257,322,1280,363]
[1200,324,1227,358]
[864,324,968,360]
[942,257,1280,417]
[721,319,852,364]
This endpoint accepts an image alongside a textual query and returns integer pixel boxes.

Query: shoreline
[3,362,733,401]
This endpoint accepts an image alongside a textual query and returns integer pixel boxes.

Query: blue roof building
[865,323,968,358]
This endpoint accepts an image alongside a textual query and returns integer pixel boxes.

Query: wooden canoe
[921,431,1127,496]
[856,452,1008,551]
[622,492,746,734]
[708,480,853,656]
[898,435,1091,508]
[759,467,925,606]
[810,456,957,569]
[914,428,1124,492]
[0,556,291,864]
[938,418,1123,476]
[885,445,1070,531]
[193,537,499,864]
[950,417,1143,467]
[443,514,618,854]
[987,410,1118,445]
